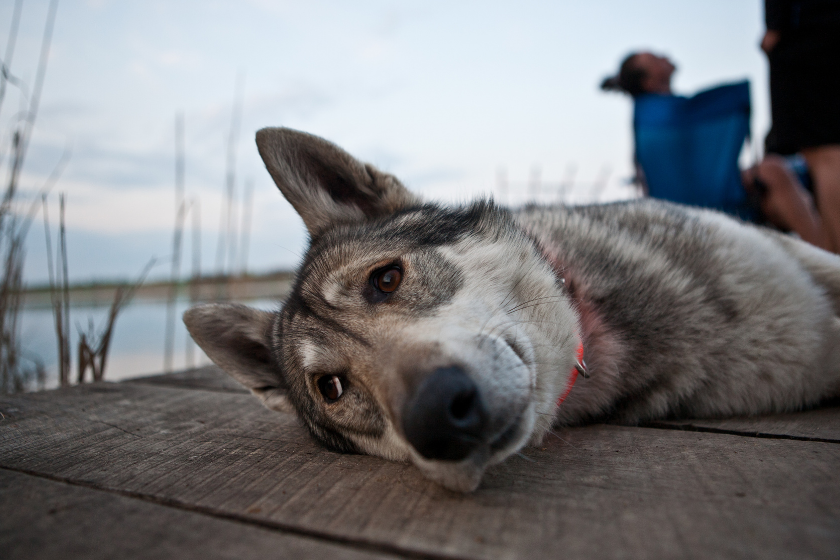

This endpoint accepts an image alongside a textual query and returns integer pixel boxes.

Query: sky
[2,0,771,284]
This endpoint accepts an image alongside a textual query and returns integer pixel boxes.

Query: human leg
[802,145,840,254]
[747,155,831,251]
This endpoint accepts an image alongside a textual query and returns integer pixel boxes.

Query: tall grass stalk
[1,0,60,393]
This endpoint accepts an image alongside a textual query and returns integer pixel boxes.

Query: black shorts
[765,30,840,155]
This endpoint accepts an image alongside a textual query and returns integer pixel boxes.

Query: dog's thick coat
[185,128,840,492]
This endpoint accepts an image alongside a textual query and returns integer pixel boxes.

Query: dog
[184,127,840,492]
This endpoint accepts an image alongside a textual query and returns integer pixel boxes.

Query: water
[19,297,279,390]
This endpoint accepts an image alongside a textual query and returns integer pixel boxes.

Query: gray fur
[184,127,840,492]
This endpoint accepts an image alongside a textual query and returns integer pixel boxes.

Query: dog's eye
[317,374,345,402]
[372,266,402,294]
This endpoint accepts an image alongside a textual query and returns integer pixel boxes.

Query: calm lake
[20,296,279,390]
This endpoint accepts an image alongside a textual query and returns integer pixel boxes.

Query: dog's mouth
[484,336,534,457]
[503,335,531,370]
[489,411,524,453]
[408,403,532,493]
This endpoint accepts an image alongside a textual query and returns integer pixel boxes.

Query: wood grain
[0,468,402,560]
[643,402,840,442]
[126,366,248,394]
[2,382,838,560]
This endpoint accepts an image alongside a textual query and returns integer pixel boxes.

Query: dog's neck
[557,341,587,405]
[531,240,590,404]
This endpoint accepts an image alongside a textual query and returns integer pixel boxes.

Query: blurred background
[1,0,771,389]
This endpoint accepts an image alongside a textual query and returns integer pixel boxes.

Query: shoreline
[19,270,295,309]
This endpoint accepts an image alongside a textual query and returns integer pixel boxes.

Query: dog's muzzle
[402,366,488,461]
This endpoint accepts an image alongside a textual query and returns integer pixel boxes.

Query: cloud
[157,49,202,69]
[247,84,333,123]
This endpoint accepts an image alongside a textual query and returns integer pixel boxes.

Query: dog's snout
[402,366,487,461]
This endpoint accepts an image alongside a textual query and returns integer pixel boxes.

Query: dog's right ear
[256,127,421,235]
[183,303,292,414]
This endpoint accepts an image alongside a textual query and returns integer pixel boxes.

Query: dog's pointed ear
[183,303,293,414]
[256,127,421,235]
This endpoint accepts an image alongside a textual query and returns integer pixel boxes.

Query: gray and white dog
[185,127,840,492]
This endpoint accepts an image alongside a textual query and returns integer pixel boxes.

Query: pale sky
[3,0,770,283]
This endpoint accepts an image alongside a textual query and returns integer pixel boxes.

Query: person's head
[601,51,676,96]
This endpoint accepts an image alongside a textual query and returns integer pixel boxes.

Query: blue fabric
[633,81,756,220]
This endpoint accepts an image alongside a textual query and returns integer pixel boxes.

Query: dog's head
[185,128,580,492]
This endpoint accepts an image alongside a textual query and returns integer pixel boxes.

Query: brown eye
[317,374,345,402]
[373,266,402,293]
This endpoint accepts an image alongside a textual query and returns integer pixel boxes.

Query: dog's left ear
[183,304,293,414]
[256,127,421,235]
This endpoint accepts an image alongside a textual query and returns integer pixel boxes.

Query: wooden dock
[2,366,838,559]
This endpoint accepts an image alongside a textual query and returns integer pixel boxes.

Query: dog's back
[518,199,840,425]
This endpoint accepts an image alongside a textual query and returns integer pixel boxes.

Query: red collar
[533,243,587,407]
[556,341,585,406]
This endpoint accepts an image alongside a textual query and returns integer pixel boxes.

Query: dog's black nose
[402,366,487,461]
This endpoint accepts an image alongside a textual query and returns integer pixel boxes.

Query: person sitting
[601,51,830,252]
[762,0,840,254]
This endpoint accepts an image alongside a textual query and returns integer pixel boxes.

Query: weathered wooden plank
[643,402,840,442]
[126,366,247,394]
[1,383,838,560]
[0,468,402,560]
[128,367,840,443]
